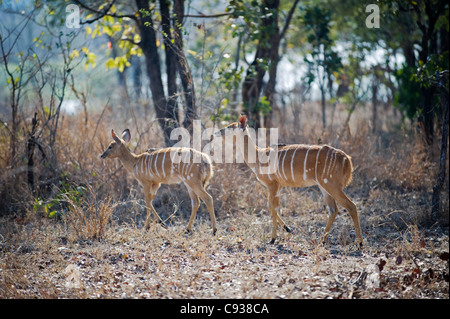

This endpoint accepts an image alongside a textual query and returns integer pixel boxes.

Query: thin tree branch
[185,12,230,18]
[279,0,300,40]
[73,0,137,24]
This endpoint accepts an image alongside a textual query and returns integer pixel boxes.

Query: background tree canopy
[0,0,448,300]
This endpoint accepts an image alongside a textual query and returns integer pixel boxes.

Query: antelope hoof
[284,225,292,233]
[212,228,217,236]
[185,228,192,235]
[269,238,276,245]
[320,232,329,245]
[357,240,363,250]
[159,221,168,229]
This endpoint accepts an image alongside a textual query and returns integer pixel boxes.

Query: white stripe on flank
[147,155,152,177]
[314,147,322,181]
[154,152,160,177]
[150,154,156,177]
[188,155,194,176]
[290,147,298,183]
[180,151,186,176]
[170,151,175,175]
[267,149,274,180]
[183,151,190,176]
[281,150,288,181]
[144,156,148,176]
[327,152,336,177]
[162,151,167,178]
[322,147,331,180]
[303,146,312,180]
[142,155,146,177]
[276,151,283,180]
[326,152,336,176]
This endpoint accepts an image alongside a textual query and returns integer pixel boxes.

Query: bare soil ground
[1,180,448,299]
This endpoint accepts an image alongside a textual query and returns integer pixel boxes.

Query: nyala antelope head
[100,129,131,160]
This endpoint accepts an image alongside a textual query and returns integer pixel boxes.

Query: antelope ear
[121,129,131,143]
[112,129,121,143]
[238,115,248,130]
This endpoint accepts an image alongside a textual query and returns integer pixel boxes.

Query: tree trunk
[241,0,280,128]
[173,0,197,132]
[27,113,39,194]
[135,0,173,146]
[160,0,179,127]
[372,81,378,132]
[431,74,449,223]
[418,87,435,145]
[414,0,442,146]
[262,15,280,128]
[242,46,267,128]
[132,55,142,101]
[321,86,326,130]
[230,31,243,114]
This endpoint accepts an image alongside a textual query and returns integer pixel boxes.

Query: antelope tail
[201,153,213,188]
[343,153,353,187]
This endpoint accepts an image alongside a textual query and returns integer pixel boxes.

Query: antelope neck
[241,128,259,170]
[118,145,138,172]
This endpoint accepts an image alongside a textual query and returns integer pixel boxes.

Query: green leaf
[69,49,80,59]
[187,49,197,56]
[48,210,58,218]
[105,57,116,69]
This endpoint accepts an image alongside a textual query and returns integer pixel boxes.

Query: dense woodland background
[0,0,448,299]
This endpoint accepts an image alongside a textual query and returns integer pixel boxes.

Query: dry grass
[0,214,448,299]
[62,186,114,242]
[0,102,448,299]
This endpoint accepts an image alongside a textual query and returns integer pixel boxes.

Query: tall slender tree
[228,0,300,128]
[73,0,197,145]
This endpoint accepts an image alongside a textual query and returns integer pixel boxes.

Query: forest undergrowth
[0,102,448,299]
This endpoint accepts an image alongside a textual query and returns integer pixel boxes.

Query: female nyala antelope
[217,115,363,246]
[100,129,217,235]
